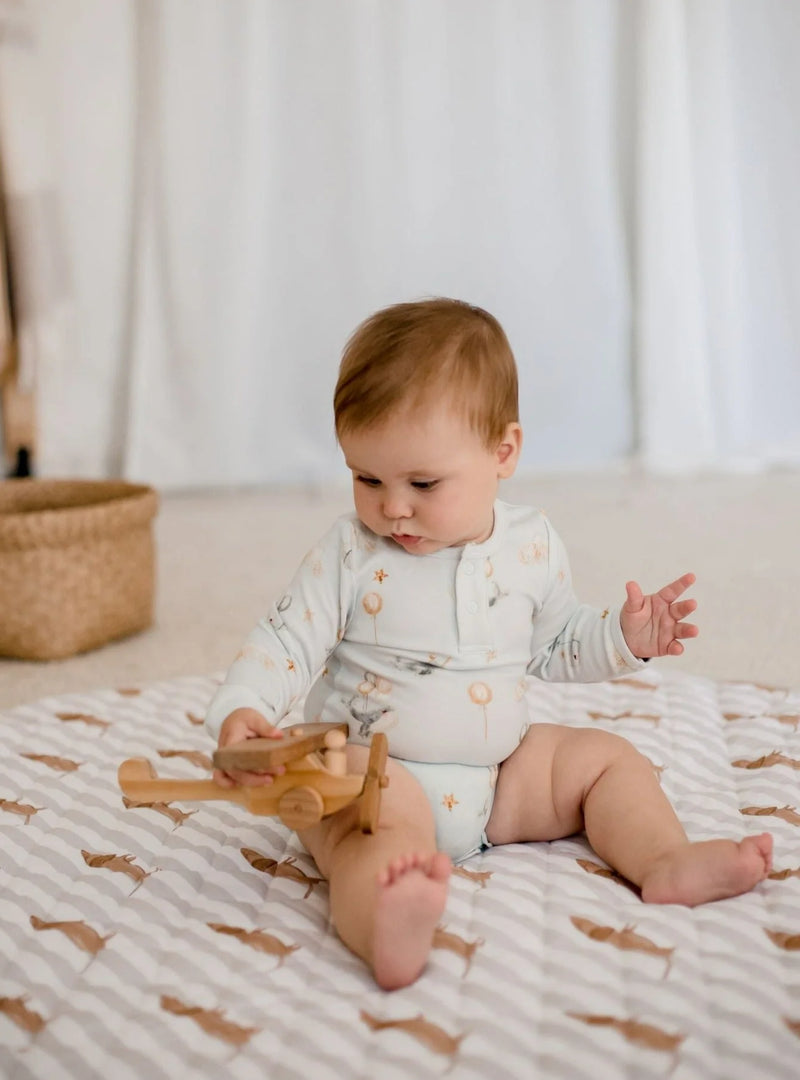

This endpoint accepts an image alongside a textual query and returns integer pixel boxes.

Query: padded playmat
[1,669,799,1079]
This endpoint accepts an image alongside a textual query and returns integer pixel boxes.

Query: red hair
[334,298,519,447]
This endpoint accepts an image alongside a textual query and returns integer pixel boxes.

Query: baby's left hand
[620,572,699,658]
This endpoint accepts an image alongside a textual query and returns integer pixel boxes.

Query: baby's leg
[298,746,451,990]
[486,724,772,906]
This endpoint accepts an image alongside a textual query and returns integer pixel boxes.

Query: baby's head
[334,298,522,554]
[334,297,519,450]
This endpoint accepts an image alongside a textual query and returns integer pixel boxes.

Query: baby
[205,298,773,990]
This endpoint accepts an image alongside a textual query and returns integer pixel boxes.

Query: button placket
[455,554,490,649]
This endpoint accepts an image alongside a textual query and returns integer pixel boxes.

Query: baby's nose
[382,492,412,519]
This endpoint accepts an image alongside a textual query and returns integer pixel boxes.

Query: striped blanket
[1,670,798,1079]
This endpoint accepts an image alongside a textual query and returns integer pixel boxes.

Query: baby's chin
[390,533,479,555]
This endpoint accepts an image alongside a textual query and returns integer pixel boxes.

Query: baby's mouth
[392,533,423,548]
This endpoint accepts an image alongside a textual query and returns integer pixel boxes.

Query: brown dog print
[433,925,484,975]
[55,712,111,731]
[568,1013,685,1056]
[732,751,800,770]
[30,916,113,954]
[20,753,82,773]
[764,929,800,951]
[0,995,46,1034]
[451,865,493,888]
[570,916,675,977]
[121,797,198,828]
[160,995,259,1048]
[576,858,640,895]
[360,1010,465,1058]
[768,866,800,881]
[724,712,799,731]
[240,849,324,898]
[207,923,300,966]
[81,850,155,887]
[611,677,658,691]
[0,799,44,825]
[741,805,800,826]
[587,710,661,725]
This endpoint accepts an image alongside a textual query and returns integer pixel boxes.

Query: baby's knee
[573,727,646,774]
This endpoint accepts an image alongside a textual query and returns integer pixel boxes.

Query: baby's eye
[411,480,438,491]
[356,476,381,487]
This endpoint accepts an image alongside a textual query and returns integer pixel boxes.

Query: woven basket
[0,479,158,660]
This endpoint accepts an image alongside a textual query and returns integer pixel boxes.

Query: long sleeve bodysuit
[205,500,646,767]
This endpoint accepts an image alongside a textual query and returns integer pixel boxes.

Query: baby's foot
[640,833,773,906]
[372,852,452,990]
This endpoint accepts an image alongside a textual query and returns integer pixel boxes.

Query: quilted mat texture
[1,670,799,1079]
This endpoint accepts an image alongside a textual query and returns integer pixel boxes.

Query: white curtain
[2,0,798,488]
[635,0,800,470]
[0,0,74,473]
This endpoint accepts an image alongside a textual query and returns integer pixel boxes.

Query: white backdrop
[1,0,799,488]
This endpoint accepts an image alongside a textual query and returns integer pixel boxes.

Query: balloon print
[362,592,383,643]
[469,681,493,740]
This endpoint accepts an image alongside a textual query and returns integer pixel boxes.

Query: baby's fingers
[658,571,696,602]
[234,769,283,788]
[671,597,698,621]
[624,580,645,611]
[251,721,285,740]
[213,763,286,789]
[663,621,699,657]
[213,768,235,789]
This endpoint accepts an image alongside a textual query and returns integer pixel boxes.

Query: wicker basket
[0,479,158,660]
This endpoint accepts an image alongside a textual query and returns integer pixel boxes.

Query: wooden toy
[118,722,389,832]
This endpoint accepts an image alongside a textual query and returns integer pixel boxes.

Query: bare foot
[371,852,452,990]
[641,833,773,906]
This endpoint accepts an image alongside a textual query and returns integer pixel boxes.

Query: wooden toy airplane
[118,722,389,833]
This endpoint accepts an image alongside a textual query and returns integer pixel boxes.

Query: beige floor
[1,467,799,709]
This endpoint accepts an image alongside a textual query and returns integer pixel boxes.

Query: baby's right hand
[213,707,286,789]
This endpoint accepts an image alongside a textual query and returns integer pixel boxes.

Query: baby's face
[340,402,521,555]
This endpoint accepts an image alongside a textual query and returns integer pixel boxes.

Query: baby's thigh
[486,723,632,845]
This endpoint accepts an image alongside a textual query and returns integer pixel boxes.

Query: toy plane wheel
[359,732,389,834]
[278,786,325,830]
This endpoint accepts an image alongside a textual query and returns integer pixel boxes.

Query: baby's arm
[526,521,646,681]
[527,521,699,681]
[205,518,354,780]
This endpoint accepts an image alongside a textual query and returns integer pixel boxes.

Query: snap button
[467,601,478,614]
[463,562,475,575]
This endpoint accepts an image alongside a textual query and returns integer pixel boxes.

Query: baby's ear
[496,423,522,477]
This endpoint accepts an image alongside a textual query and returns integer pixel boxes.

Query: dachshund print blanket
[1,670,798,1079]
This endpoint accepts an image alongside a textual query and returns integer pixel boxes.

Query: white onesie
[204,500,646,858]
